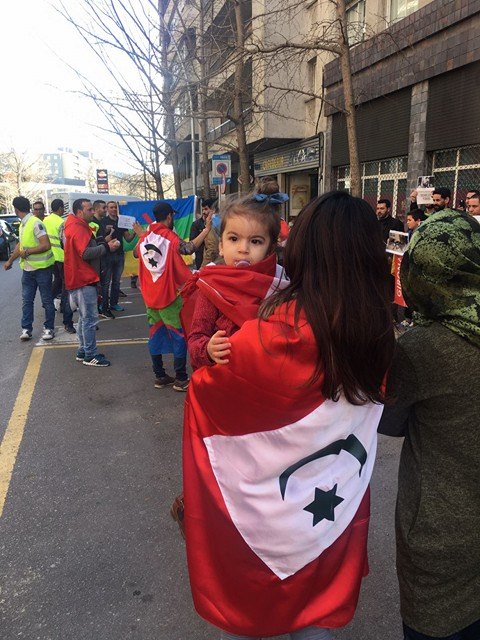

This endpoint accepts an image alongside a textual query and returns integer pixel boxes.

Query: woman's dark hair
[219,177,281,249]
[260,191,395,405]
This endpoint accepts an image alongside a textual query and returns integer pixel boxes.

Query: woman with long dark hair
[182,191,396,640]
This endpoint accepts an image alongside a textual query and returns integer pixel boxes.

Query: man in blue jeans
[4,196,56,341]
[64,198,120,366]
[98,201,136,318]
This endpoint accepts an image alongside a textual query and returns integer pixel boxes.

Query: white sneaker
[20,329,32,341]
[42,328,54,341]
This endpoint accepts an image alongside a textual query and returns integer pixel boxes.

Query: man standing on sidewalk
[4,196,56,342]
[64,198,120,367]
[98,200,136,317]
[89,200,107,236]
[44,198,75,334]
[189,198,215,269]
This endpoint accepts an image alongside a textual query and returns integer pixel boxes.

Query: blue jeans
[220,628,332,640]
[69,285,99,358]
[101,253,125,311]
[21,266,55,332]
[403,619,480,640]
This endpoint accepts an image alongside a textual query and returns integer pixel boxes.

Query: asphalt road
[0,262,404,640]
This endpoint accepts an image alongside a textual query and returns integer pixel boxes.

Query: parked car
[0,219,18,260]
[0,213,21,235]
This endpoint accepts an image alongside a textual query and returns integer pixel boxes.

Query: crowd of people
[3,181,479,639]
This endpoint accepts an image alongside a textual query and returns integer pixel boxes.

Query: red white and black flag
[183,303,382,636]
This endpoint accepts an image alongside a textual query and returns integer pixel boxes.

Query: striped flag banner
[121,196,197,271]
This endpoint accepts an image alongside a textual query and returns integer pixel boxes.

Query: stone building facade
[323,0,480,217]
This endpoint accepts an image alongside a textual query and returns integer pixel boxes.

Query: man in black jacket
[189,198,215,269]
[376,198,404,242]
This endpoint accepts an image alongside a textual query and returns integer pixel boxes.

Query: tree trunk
[233,0,250,195]
[154,169,164,199]
[148,83,165,200]
[198,6,210,197]
[159,0,183,199]
[336,0,361,198]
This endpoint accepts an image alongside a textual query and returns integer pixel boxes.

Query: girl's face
[219,214,271,267]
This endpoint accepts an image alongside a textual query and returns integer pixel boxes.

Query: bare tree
[232,0,251,193]
[58,0,184,198]
[109,169,176,199]
[60,0,363,201]
[0,150,50,209]
[165,0,363,196]
[243,0,362,196]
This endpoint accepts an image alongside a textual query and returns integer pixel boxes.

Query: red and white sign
[393,255,407,307]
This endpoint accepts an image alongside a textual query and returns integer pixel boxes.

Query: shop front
[253,136,322,220]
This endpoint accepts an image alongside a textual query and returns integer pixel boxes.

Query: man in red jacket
[64,198,120,366]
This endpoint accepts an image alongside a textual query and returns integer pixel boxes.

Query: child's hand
[207,330,231,365]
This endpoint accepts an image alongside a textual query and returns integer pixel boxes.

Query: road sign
[212,154,231,185]
[96,169,109,194]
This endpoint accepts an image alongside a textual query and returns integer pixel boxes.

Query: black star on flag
[148,256,158,268]
[303,484,344,526]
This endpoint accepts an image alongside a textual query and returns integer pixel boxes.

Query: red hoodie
[64,214,100,290]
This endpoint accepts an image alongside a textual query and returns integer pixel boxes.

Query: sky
[0,0,141,173]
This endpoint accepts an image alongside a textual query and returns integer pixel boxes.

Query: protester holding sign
[182,191,395,640]
[98,201,136,317]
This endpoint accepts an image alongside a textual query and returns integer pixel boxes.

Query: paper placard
[117,214,136,229]
[417,175,434,189]
[386,230,409,256]
[416,188,434,206]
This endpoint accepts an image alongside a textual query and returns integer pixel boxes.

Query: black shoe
[64,325,76,334]
[173,378,189,392]
[154,375,175,389]
[99,310,115,319]
[130,279,137,289]
[119,289,127,298]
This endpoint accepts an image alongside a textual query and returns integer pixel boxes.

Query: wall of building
[322,0,480,215]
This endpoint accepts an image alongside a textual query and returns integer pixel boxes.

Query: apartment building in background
[166,0,320,213]
[167,0,480,219]
[43,148,97,187]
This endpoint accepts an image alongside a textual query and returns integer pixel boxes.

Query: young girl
[183,179,289,370]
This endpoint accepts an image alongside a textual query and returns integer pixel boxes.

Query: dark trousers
[151,354,187,381]
[101,253,125,311]
[404,619,480,640]
[52,261,73,327]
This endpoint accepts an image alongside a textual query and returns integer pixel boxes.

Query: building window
[307,57,317,95]
[431,145,480,207]
[336,156,407,217]
[346,0,366,46]
[390,0,418,23]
